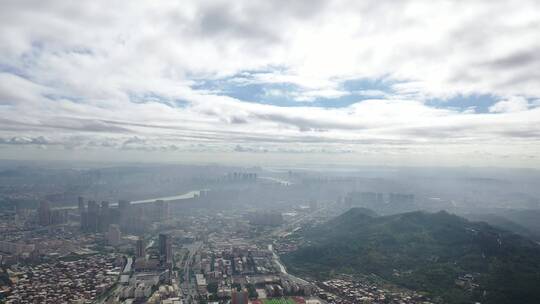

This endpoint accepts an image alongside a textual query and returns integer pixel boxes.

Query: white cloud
[489,96,530,113]
[0,0,539,166]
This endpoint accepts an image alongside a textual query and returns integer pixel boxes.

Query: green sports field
[262,298,296,304]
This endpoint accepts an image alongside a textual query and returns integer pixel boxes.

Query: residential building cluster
[4,254,121,304]
[317,278,433,304]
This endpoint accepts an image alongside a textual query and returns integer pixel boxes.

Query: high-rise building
[231,290,249,304]
[119,200,130,215]
[37,201,51,226]
[122,205,148,234]
[158,233,172,264]
[78,196,85,214]
[79,197,88,231]
[107,224,121,246]
[88,200,99,213]
[100,201,110,231]
[158,233,167,254]
[118,200,131,231]
[155,200,169,221]
[50,209,68,225]
[86,200,99,232]
[136,237,145,258]
[81,211,88,231]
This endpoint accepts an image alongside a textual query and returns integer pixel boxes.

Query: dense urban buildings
[1,163,540,304]
[2,0,540,302]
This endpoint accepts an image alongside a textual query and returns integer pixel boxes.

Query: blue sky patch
[426,94,498,113]
[342,77,395,93]
[191,72,502,112]
[192,74,400,108]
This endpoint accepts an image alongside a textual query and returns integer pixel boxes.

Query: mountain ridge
[282,208,540,304]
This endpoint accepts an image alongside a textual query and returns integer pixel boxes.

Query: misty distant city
[1,1,540,304]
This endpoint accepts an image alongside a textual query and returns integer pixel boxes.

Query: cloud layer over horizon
[1,0,539,167]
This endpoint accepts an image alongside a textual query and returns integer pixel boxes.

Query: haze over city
[1,1,540,304]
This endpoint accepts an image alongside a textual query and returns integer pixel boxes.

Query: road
[269,244,311,286]
[181,241,202,304]
[266,205,336,289]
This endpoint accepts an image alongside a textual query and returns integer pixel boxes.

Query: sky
[0,0,539,167]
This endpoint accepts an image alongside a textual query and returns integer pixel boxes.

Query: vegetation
[231,282,241,291]
[282,208,540,304]
[207,282,218,294]
[0,268,12,287]
[262,298,296,304]
[246,283,258,298]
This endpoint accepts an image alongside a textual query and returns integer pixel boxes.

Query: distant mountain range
[282,208,540,304]
[463,209,540,241]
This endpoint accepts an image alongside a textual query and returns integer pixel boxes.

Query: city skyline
[2,2,540,303]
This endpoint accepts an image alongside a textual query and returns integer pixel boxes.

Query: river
[58,189,205,210]
[130,190,203,204]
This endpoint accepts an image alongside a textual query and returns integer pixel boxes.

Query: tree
[246,283,258,298]
[207,282,218,294]
[232,283,241,291]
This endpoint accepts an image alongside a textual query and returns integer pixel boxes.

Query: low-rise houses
[317,278,433,304]
[4,254,120,304]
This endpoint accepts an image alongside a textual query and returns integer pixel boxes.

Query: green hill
[282,208,540,304]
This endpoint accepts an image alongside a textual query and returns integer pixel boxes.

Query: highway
[269,244,311,286]
[181,241,202,304]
